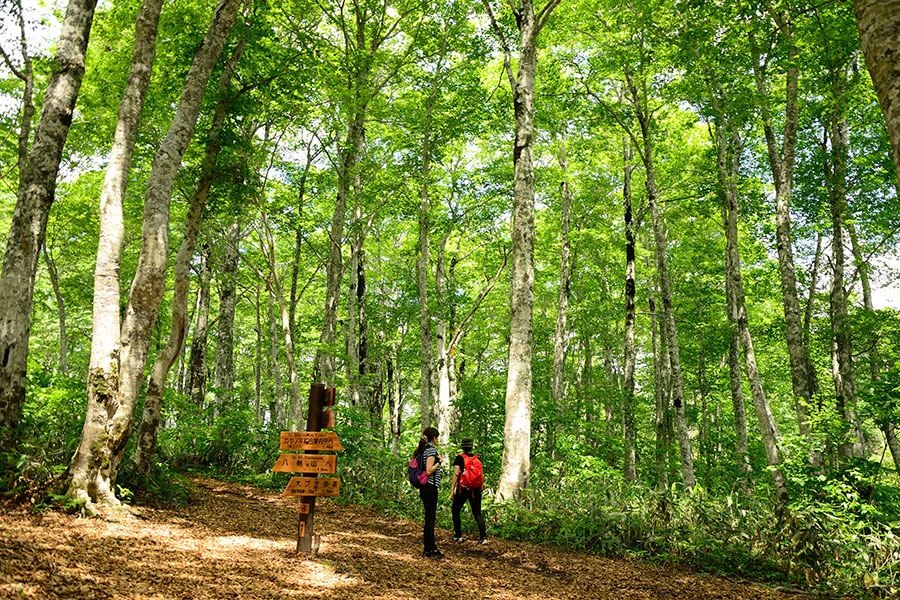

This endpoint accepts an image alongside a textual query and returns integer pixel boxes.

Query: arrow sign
[272,453,337,474]
[280,431,343,451]
[283,477,341,497]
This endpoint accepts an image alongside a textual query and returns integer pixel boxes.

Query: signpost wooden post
[273,382,341,555]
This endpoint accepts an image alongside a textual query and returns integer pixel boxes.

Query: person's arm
[426,453,441,475]
[450,465,461,498]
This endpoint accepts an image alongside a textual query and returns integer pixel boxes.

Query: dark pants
[420,484,438,552]
[452,486,486,539]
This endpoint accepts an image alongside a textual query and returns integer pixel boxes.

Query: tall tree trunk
[646,241,669,492]
[490,0,560,502]
[388,345,403,453]
[268,289,286,428]
[67,0,242,509]
[627,70,695,491]
[417,86,437,432]
[69,0,161,494]
[289,145,316,335]
[549,144,573,461]
[750,24,819,438]
[803,230,824,345]
[717,130,750,481]
[316,26,369,386]
[358,231,376,430]
[622,139,637,482]
[722,206,751,478]
[188,249,211,407]
[213,221,241,413]
[345,213,362,412]
[854,0,900,193]
[0,0,98,453]
[254,285,262,421]
[719,126,788,500]
[133,198,203,476]
[42,247,68,376]
[435,234,452,444]
[258,212,303,427]
[3,0,35,186]
[847,222,899,469]
[827,113,865,459]
[133,37,244,474]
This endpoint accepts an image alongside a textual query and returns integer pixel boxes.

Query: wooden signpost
[273,383,340,555]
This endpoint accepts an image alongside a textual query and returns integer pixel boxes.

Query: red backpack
[459,453,483,488]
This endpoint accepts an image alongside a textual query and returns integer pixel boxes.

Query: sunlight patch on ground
[213,534,284,551]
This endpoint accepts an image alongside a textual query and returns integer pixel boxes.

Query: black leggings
[452,486,486,539]
[420,484,438,552]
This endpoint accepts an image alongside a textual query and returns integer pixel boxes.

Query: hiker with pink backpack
[409,427,444,558]
[449,438,487,544]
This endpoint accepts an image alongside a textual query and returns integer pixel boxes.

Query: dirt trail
[0,477,802,599]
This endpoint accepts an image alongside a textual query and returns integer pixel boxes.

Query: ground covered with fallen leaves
[0,477,809,599]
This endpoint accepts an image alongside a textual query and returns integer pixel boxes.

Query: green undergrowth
[6,386,899,598]
[196,440,900,598]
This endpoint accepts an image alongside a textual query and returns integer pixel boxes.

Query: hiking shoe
[425,549,444,559]
[479,538,488,545]
[452,536,463,542]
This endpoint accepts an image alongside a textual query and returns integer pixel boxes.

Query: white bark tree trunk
[268,289,286,428]
[827,113,865,460]
[69,0,162,498]
[622,139,637,482]
[188,249,211,408]
[67,0,242,509]
[854,0,900,193]
[435,234,451,444]
[258,212,303,428]
[417,96,436,431]
[645,236,669,491]
[387,347,403,453]
[42,247,68,376]
[751,24,819,438]
[0,0,98,453]
[213,221,241,412]
[489,0,560,502]
[720,126,788,501]
[627,70,695,491]
[551,147,573,429]
[134,38,244,474]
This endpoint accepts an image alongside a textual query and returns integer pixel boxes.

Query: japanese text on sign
[272,453,337,474]
[283,477,341,497]
[280,431,344,451]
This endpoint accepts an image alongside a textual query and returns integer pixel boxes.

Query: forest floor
[1,476,811,600]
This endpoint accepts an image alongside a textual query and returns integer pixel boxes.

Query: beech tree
[0,0,98,453]
[67,0,242,510]
[483,0,561,501]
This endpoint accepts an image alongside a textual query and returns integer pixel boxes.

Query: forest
[1,0,900,596]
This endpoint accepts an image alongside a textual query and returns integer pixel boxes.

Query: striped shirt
[422,444,442,487]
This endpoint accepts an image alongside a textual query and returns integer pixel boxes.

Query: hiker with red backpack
[449,438,487,544]
[411,427,444,558]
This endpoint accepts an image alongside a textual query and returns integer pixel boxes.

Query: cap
[460,438,474,450]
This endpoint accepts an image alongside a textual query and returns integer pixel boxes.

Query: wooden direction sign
[272,453,337,474]
[283,477,341,497]
[280,431,344,452]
